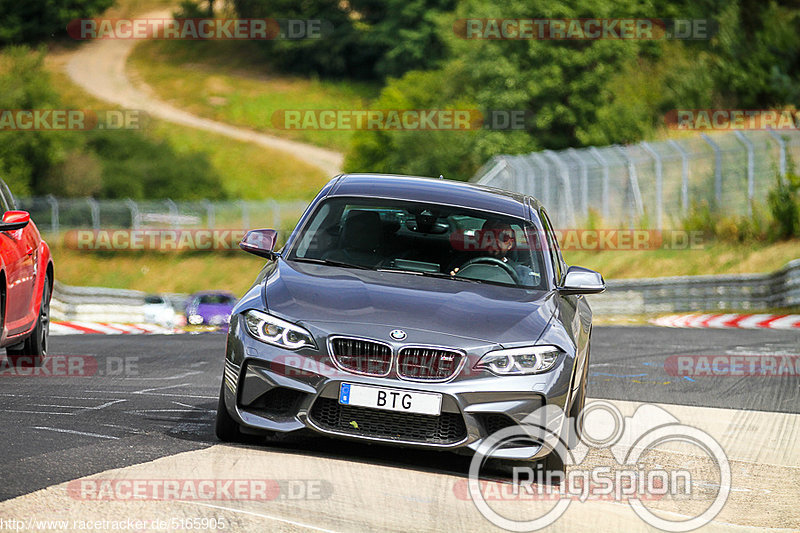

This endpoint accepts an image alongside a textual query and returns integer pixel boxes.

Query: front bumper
[221,315,573,460]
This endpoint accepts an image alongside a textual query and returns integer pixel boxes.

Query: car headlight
[475,345,563,375]
[243,310,316,350]
[188,314,203,325]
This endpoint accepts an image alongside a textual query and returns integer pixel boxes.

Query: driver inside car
[449,220,539,286]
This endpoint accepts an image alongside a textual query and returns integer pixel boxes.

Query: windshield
[198,294,236,305]
[287,197,546,289]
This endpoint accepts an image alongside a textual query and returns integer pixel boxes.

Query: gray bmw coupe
[216,174,604,469]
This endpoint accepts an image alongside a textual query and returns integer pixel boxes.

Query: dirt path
[65,12,344,177]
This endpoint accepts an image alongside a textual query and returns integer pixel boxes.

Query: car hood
[194,303,233,316]
[263,260,556,344]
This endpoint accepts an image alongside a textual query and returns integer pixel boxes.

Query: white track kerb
[468,400,731,532]
[651,313,800,329]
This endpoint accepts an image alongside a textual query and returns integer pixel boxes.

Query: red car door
[0,200,37,336]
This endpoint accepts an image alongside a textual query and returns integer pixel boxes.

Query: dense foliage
[231,0,455,79]
[343,0,800,178]
[0,0,114,44]
[0,47,225,199]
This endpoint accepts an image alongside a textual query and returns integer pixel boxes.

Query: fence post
[125,198,140,229]
[165,199,179,229]
[46,195,59,234]
[202,200,215,229]
[87,198,100,231]
[269,199,280,230]
[520,155,539,198]
[614,146,644,226]
[531,153,551,208]
[500,157,515,191]
[566,148,589,220]
[766,128,787,182]
[476,158,505,187]
[700,134,723,205]
[588,148,610,221]
[640,141,664,229]
[238,200,250,230]
[511,156,535,195]
[668,140,690,215]
[733,131,755,215]
[543,150,577,227]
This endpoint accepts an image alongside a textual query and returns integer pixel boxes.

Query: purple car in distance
[185,291,237,329]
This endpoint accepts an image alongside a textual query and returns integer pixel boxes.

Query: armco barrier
[51,282,187,323]
[49,259,798,322]
[587,258,800,315]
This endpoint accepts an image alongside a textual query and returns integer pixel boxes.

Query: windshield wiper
[291,257,372,270]
[377,268,483,283]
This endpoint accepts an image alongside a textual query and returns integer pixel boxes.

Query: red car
[0,179,53,367]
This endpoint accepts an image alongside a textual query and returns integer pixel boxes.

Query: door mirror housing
[239,229,279,259]
[558,266,605,295]
[0,211,30,231]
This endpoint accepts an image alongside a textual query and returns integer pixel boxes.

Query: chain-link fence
[472,130,800,229]
[14,197,311,235]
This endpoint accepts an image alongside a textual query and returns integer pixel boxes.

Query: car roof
[326,174,543,220]
[190,291,236,297]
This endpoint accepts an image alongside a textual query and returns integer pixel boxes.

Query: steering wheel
[455,257,521,285]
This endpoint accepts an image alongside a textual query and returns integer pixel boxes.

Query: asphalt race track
[0,327,798,531]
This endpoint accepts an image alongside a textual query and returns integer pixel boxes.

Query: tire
[7,277,50,368]
[215,381,242,442]
[542,449,566,482]
[565,343,591,450]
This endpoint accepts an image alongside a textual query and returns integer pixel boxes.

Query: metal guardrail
[16,197,311,234]
[587,259,800,315]
[51,281,153,322]
[473,130,800,229]
[51,259,800,322]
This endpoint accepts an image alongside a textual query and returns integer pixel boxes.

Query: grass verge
[52,244,266,295]
[44,50,328,200]
[564,239,800,279]
[129,39,379,152]
[50,238,800,296]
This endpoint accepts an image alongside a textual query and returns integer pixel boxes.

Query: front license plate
[338,383,442,416]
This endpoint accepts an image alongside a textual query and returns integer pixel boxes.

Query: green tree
[0,46,69,196]
[0,0,114,44]
[232,0,455,79]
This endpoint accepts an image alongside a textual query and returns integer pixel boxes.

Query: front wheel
[7,277,50,367]
[215,381,242,442]
[566,345,590,449]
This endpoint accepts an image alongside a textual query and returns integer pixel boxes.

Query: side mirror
[239,229,279,259]
[0,211,30,232]
[558,266,605,295]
